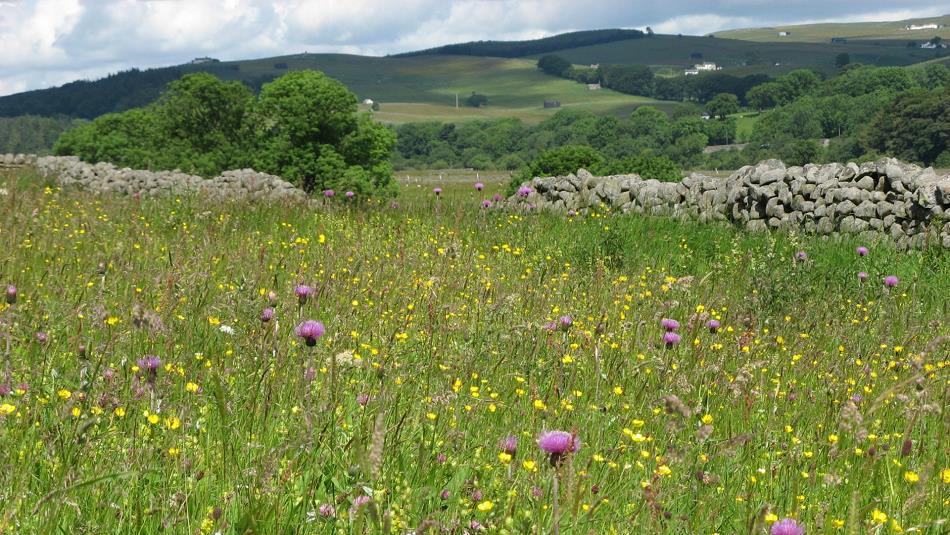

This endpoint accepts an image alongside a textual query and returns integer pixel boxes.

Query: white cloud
[0,0,948,97]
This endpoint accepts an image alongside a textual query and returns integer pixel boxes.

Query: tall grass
[0,169,947,533]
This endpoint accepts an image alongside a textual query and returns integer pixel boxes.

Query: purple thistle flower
[517,186,533,197]
[538,430,580,466]
[492,193,503,202]
[481,199,492,208]
[35,331,48,344]
[318,504,336,518]
[261,307,275,322]
[770,518,805,535]
[0,384,9,396]
[294,284,314,305]
[472,489,483,501]
[440,489,450,500]
[883,275,899,288]
[356,393,370,407]
[345,191,355,198]
[5,285,16,305]
[858,271,868,282]
[558,315,573,331]
[433,187,442,196]
[436,453,447,463]
[137,355,161,370]
[323,189,335,198]
[543,321,557,332]
[707,319,720,333]
[499,435,518,455]
[295,320,325,346]
[663,331,681,348]
[794,251,807,261]
[660,318,680,331]
[474,182,484,191]
[567,210,577,217]
[856,246,869,256]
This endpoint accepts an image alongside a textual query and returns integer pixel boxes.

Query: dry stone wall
[511,158,950,249]
[0,154,306,202]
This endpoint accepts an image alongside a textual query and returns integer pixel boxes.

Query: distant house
[362,98,375,105]
[905,23,941,30]
[588,63,600,69]
[830,37,848,44]
[920,42,948,49]
[543,100,561,108]
[684,68,700,76]
[695,62,720,71]
[778,31,790,37]
[190,57,219,64]
[586,83,601,90]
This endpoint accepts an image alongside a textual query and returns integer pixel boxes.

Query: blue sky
[1,0,948,96]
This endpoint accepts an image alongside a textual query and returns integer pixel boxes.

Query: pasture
[196,54,674,124]
[0,167,948,533]
[715,15,950,44]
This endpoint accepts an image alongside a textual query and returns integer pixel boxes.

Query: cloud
[1,0,949,96]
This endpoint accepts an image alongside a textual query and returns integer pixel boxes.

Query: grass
[715,15,950,43]
[1,167,949,533]
[193,54,673,124]
[536,34,946,77]
[734,113,760,143]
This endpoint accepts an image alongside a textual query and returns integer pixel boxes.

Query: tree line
[53,72,396,195]
[393,29,645,59]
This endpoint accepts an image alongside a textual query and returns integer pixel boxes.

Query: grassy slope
[715,14,950,43]
[187,54,672,124]
[531,34,943,76]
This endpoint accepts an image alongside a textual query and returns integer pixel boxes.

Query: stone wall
[0,154,306,202]
[0,153,37,168]
[511,158,950,249]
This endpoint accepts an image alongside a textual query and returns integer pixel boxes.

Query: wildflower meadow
[0,169,948,534]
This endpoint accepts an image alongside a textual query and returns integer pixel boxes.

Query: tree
[706,92,740,119]
[835,53,851,68]
[152,73,254,175]
[466,92,488,107]
[599,64,655,96]
[863,87,950,165]
[251,71,396,194]
[537,55,572,77]
[746,82,783,110]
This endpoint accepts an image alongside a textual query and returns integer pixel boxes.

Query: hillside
[532,34,944,77]
[714,14,950,43]
[0,54,673,124]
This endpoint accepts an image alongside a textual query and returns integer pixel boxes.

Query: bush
[508,144,605,194]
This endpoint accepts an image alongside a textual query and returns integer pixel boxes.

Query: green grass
[533,34,946,77]
[715,15,950,43]
[192,54,673,124]
[1,167,949,533]
[734,113,760,143]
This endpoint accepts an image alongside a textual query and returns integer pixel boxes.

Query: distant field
[196,54,673,124]
[533,34,945,77]
[715,15,950,43]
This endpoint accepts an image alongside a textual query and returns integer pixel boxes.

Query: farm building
[905,23,941,30]
[362,98,375,105]
[543,100,561,108]
[587,83,601,90]
[778,31,790,36]
[686,62,720,75]
[190,57,219,64]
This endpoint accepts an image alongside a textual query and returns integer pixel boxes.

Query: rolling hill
[0,17,946,126]
[528,34,943,77]
[714,14,950,43]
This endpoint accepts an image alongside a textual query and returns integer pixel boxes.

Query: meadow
[1,167,949,534]
[714,15,950,44]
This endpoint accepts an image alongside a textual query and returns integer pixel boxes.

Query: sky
[1,0,948,97]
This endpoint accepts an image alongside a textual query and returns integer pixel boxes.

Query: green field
[715,14,950,43]
[190,54,673,124]
[1,165,949,533]
[530,34,946,77]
